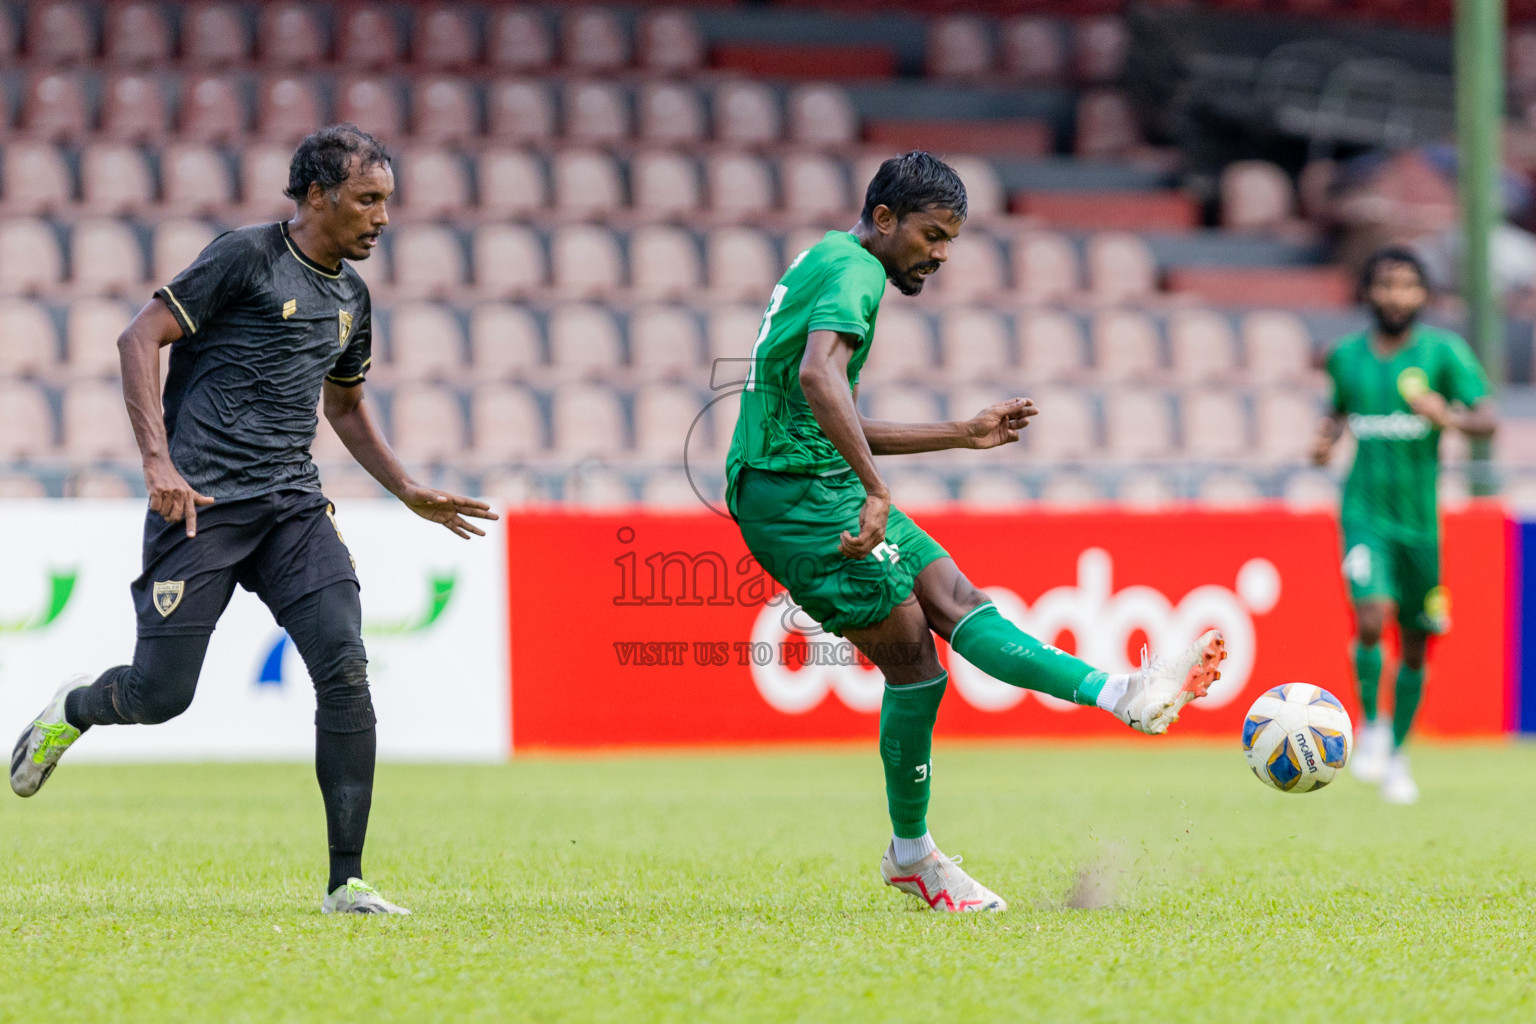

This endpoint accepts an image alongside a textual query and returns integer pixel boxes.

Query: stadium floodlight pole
[1454,0,1504,495]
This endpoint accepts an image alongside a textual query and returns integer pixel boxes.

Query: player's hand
[966,397,1037,450]
[1408,390,1451,429]
[144,457,215,538]
[399,483,500,539]
[1309,428,1335,466]
[839,491,889,559]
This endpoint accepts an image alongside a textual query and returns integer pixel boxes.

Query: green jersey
[1326,324,1490,541]
[725,230,888,507]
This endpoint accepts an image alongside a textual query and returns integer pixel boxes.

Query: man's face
[312,158,394,262]
[1366,260,1428,336]
[872,206,963,296]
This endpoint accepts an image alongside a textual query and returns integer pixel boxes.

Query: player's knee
[314,653,375,732]
[126,679,197,725]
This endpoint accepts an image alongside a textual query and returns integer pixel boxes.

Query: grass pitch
[2,743,1534,1023]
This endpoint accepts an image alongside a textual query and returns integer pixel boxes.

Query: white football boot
[1110,630,1226,735]
[10,675,91,798]
[880,842,1006,912]
[1380,752,1419,805]
[321,878,412,915]
[1349,719,1392,784]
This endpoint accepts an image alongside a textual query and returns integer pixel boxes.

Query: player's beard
[1371,303,1420,338]
[893,261,940,296]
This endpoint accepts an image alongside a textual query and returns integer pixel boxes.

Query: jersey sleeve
[154,230,255,340]
[1441,336,1491,407]
[326,292,372,387]
[807,257,885,339]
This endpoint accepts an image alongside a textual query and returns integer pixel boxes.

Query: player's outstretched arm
[119,298,215,537]
[800,330,889,559]
[1407,393,1498,438]
[1310,413,1347,466]
[862,397,1037,455]
[323,380,499,539]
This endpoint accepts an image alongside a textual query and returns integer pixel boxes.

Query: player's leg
[913,557,1225,734]
[1342,526,1396,782]
[1379,540,1440,804]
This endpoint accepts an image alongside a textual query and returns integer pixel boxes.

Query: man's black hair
[1358,244,1430,302]
[860,151,968,223]
[285,123,391,203]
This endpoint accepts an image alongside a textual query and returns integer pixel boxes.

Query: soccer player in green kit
[725,152,1228,912]
[1312,246,1497,805]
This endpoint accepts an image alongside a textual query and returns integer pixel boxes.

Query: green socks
[949,603,1108,706]
[1354,642,1382,722]
[880,673,946,839]
[1392,665,1425,748]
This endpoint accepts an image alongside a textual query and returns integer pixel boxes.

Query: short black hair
[285,123,391,203]
[860,151,968,223]
[1358,244,1430,301]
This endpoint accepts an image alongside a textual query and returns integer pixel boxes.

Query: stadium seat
[389,225,465,300]
[70,220,144,297]
[470,224,547,299]
[705,227,779,302]
[1255,389,1320,462]
[0,474,48,498]
[19,73,90,140]
[178,75,248,142]
[99,73,171,142]
[412,5,478,69]
[480,468,545,506]
[629,305,704,380]
[947,382,1017,430]
[1011,231,1080,302]
[1084,232,1158,304]
[1074,89,1143,159]
[256,2,327,68]
[1018,309,1088,383]
[784,227,834,263]
[236,144,296,221]
[634,382,705,460]
[884,469,952,512]
[486,9,554,71]
[713,81,782,146]
[1197,471,1263,507]
[631,151,702,218]
[62,380,136,460]
[486,80,557,144]
[1103,389,1174,460]
[859,308,933,384]
[636,9,705,74]
[550,224,625,299]
[562,8,629,71]
[1168,309,1239,385]
[253,75,326,144]
[66,469,135,498]
[65,297,133,377]
[705,152,775,221]
[926,16,995,79]
[0,141,73,215]
[1025,387,1097,460]
[388,384,465,464]
[387,303,464,381]
[781,154,852,220]
[181,3,251,66]
[563,80,631,145]
[706,387,740,457]
[0,299,60,377]
[336,7,402,69]
[0,218,65,296]
[159,144,233,217]
[1116,468,1178,508]
[79,144,154,217]
[864,384,944,425]
[787,85,860,148]
[1181,390,1252,460]
[636,82,707,146]
[931,234,1005,303]
[336,77,404,142]
[706,304,764,365]
[945,157,1006,219]
[564,464,634,508]
[640,468,704,510]
[1091,309,1162,383]
[629,226,703,301]
[25,1,93,64]
[940,309,1014,383]
[1000,17,1067,83]
[468,303,543,380]
[550,381,628,458]
[103,3,172,66]
[552,150,625,218]
[1242,310,1315,384]
[547,303,623,379]
[470,384,546,462]
[1072,16,1130,84]
[1282,469,1338,510]
[394,148,470,220]
[476,149,548,220]
[1220,160,1297,232]
[958,470,1031,509]
[0,381,55,459]
[152,219,216,286]
[410,77,479,146]
[1039,472,1103,508]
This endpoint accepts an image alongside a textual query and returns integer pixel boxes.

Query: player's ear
[306,181,328,210]
[872,204,897,235]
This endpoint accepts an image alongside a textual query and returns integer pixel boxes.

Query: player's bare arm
[1310,411,1347,466]
[119,297,214,537]
[322,380,498,539]
[799,328,889,559]
[860,395,1037,455]
[1407,392,1497,437]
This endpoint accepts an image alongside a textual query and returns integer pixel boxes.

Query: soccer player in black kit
[9,124,496,914]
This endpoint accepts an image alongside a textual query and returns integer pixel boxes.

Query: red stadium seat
[486,79,556,143]
[940,309,1013,384]
[1084,232,1158,304]
[486,9,554,71]
[629,226,702,301]
[0,218,65,296]
[706,304,762,364]
[412,5,478,69]
[1168,309,1238,385]
[1072,17,1129,84]
[930,234,1005,304]
[550,382,628,459]
[561,8,629,71]
[256,3,328,68]
[1040,473,1104,509]
[551,150,624,218]
[945,157,1005,219]
[1000,17,1067,83]
[563,81,631,145]
[152,219,217,285]
[336,77,404,142]
[1181,390,1252,460]
[237,143,298,221]
[550,225,625,299]
[705,227,779,302]
[548,304,623,380]
[1255,390,1318,462]
[780,154,852,220]
[1074,89,1143,159]
[706,153,774,221]
[180,3,251,67]
[634,382,705,461]
[859,308,933,385]
[159,144,234,217]
[62,380,137,460]
[476,149,548,220]
[479,470,543,506]
[713,81,781,146]
[335,7,403,69]
[468,304,543,380]
[636,82,706,145]
[0,141,73,215]
[564,465,633,508]
[787,84,859,149]
[1220,160,1297,231]
[64,297,132,377]
[1242,311,1315,384]
[25,1,93,64]
[631,151,702,218]
[79,143,154,216]
[1118,468,1178,509]
[178,75,249,143]
[1103,388,1174,460]
[1018,310,1088,383]
[389,224,465,300]
[0,474,49,498]
[470,384,545,461]
[19,73,90,141]
[103,3,172,66]
[1167,267,1351,309]
[636,9,704,74]
[99,73,171,142]
[885,469,952,512]
[1011,231,1080,302]
[471,224,546,300]
[70,219,145,297]
[640,469,704,510]
[0,299,60,377]
[1091,309,1162,384]
[0,382,55,459]
[629,305,704,380]
[394,147,470,220]
[410,76,479,145]
[1197,471,1263,507]
[1013,190,1198,231]
[926,16,994,80]
[387,303,464,381]
[958,471,1031,509]
[255,75,326,144]
[388,383,464,465]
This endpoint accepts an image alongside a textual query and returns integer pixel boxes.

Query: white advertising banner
[0,500,508,762]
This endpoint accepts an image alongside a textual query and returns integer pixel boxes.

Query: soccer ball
[1242,684,1353,793]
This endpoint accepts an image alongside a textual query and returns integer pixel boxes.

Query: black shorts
[132,489,359,638]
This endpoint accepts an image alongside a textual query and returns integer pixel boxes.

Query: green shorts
[730,466,948,636]
[1341,520,1448,634]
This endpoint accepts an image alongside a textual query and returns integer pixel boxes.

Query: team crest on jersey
[338,310,354,348]
[282,299,297,320]
[152,580,185,618]
[1397,366,1430,402]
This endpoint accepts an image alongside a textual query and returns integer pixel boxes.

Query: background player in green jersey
[1312,246,1497,805]
[725,152,1227,912]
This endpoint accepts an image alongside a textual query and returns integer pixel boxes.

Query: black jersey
[153,222,373,500]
